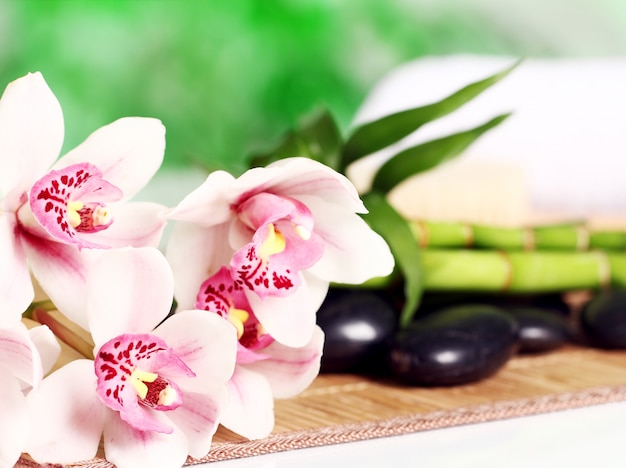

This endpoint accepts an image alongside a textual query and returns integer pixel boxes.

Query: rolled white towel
[350,55,626,228]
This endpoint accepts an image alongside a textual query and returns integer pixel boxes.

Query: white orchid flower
[167,157,394,348]
[0,72,167,328]
[195,265,324,439]
[25,247,237,468]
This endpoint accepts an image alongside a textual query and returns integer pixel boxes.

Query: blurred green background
[4,0,626,175]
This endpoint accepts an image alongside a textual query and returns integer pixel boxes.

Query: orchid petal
[103,409,189,468]
[22,233,94,330]
[238,157,366,213]
[0,322,43,388]
[153,310,237,393]
[248,325,324,398]
[28,324,61,376]
[247,271,329,348]
[115,399,173,434]
[54,117,165,200]
[167,170,237,226]
[166,391,225,459]
[236,342,270,364]
[87,247,174,349]
[0,369,28,468]
[237,192,312,231]
[220,366,275,440]
[84,201,167,248]
[228,216,254,251]
[26,359,105,464]
[299,194,395,284]
[0,215,33,325]
[166,221,234,311]
[0,72,64,209]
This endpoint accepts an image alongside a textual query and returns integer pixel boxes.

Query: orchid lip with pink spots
[29,162,123,249]
[95,333,194,433]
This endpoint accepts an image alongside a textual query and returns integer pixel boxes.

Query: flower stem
[32,308,95,359]
[22,300,56,320]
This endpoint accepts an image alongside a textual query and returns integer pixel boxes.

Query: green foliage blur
[0,0,594,175]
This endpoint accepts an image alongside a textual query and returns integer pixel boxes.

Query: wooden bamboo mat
[16,345,626,467]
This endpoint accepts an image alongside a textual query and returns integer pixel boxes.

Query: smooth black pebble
[580,289,626,348]
[389,305,519,386]
[317,289,397,373]
[504,307,571,353]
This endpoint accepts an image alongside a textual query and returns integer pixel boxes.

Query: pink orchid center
[95,333,194,433]
[197,266,274,355]
[128,368,182,409]
[231,193,324,299]
[28,162,123,248]
[258,223,286,259]
[66,200,112,233]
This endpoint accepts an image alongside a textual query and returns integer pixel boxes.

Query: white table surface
[201,400,626,468]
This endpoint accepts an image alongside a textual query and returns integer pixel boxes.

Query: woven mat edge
[17,382,626,467]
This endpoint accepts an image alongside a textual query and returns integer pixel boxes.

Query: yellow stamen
[130,369,158,399]
[257,321,268,336]
[67,201,84,228]
[259,223,286,258]
[228,308,250,339]
[294,224,311,240]
[92,206,112,227]
[158,386,178,406]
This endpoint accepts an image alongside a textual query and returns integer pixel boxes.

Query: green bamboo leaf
[360,191,423,328]
[341,59,520,171]
[249,108,343,170]
[371,113,510,193]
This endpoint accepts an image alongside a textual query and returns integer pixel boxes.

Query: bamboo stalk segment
[420,249,626,292]
[409,220,626,251]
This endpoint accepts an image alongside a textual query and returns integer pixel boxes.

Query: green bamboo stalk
[590,231,626,250]
[421,249,626,293]
[409,220,626,251]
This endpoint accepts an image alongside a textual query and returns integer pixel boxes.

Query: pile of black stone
[316,287,626,386]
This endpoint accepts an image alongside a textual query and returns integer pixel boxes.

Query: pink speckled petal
[95,333,192,434]
[29,163,122,249]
